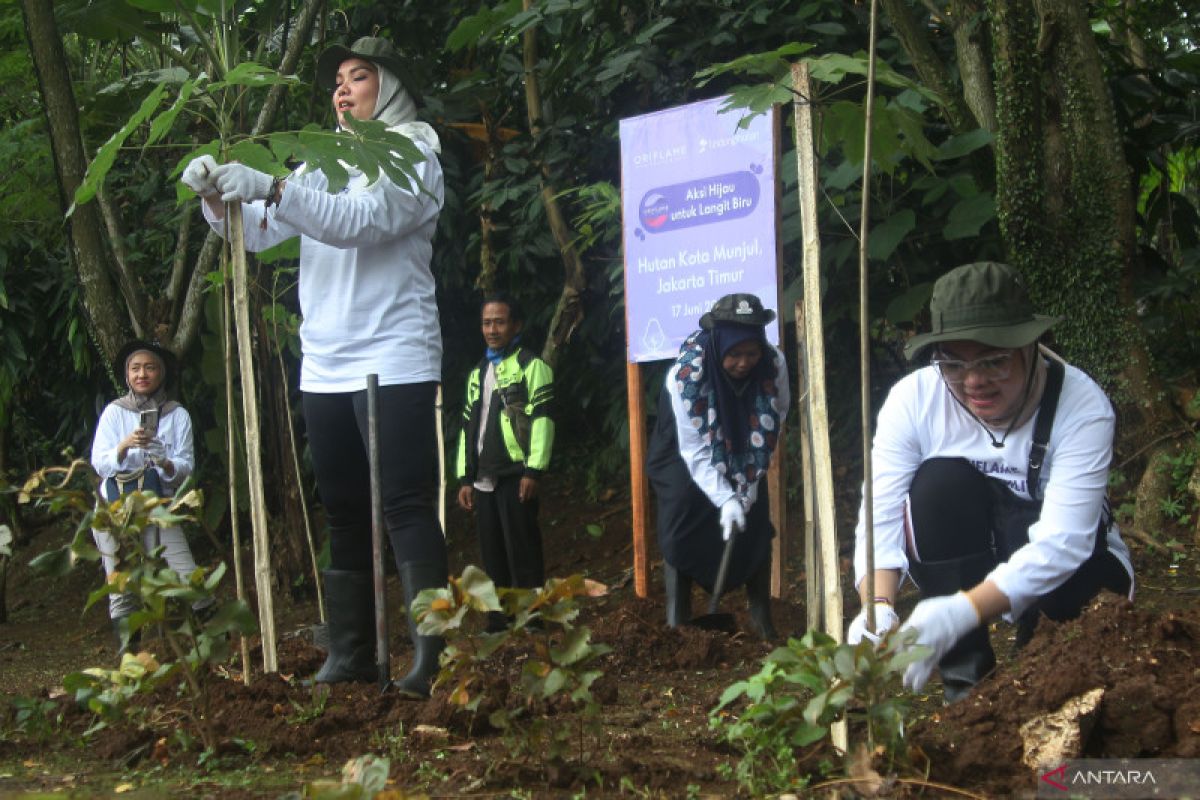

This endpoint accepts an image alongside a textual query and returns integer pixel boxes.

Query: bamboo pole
[220,247,252,686]
[792,62,847,756]
[794,302,820,633]
[227,203,277,673]
[790,62,843,643]
[860,0,880,637]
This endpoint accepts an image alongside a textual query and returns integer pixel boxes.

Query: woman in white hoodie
[181,37,446,698]
[91,340,206,654]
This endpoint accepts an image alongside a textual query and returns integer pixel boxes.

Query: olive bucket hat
[903,261,1061,361]
[316,36,420,102]
[699,293,777,329]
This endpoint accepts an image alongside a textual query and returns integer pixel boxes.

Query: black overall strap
[1026,358,1064,503]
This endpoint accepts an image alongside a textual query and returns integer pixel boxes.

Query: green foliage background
[2,0,1197,547]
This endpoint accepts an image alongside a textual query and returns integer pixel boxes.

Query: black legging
[303,382,446,573]
[908,457,1130,630]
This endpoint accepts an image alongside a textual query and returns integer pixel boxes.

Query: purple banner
[620,97,779,363]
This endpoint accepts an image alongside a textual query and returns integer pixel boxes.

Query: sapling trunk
[859,0,879,642]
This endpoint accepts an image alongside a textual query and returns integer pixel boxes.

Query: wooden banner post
[628,362,652,598]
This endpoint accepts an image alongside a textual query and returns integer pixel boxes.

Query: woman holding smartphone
[90,339,206,655]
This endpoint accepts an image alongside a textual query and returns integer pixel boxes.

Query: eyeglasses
[930,350,1016,385]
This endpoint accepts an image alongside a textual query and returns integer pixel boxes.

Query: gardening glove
[180,154,220,198]
[898,592,980,692]
[847,602,900,645]
[719,498,745,542]
[211,163,274,203]
[142,438,167,466]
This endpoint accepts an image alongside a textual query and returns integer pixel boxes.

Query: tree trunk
[881,0,979,132]
[950,0,998,133]
[521,0,586,370]
[20,0,128,365]
[990,0,1171,445]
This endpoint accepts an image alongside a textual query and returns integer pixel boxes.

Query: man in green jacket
[456,293,555,622]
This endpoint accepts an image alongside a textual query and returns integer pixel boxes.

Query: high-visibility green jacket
[455,347,554,483]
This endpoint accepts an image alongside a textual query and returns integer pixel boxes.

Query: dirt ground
[2,479,1199,798]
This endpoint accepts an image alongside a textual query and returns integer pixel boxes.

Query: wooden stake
[227,203,277,673]
[220,245,252,686]
[794,302,820,633]
[367,374,389,687]
[435,384,446,532]
[791,61,844,642]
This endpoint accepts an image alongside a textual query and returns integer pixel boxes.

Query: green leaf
[885,282,933,324]
[446,1,522,52]
[256,237,302,264]
[57,0,158,41]
[867,210,915,261]
[943,192,995,240]
[802,689,828,726]
[541,667,567,698]
[791,722,828,747]
[146,79,197,146]
[935,128,994,161]
[226,140,282,175]
[70,83,169,214]
[458,564,501,611]
[695,43,813,87]
[211,62,299,90]
[585,523,603,538]
[833,647,856,680]
[29,546,74,577]
[127,0,195,11]
[551,626,593,666]
[635,17,676,45]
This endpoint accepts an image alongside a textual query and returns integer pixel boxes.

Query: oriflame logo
[1041,764,1068,792]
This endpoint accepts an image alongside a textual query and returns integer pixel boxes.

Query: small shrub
[710,629,924,796]
[413,566,610,767]
[19,460,256,753]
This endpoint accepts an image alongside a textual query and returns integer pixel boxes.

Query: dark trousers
[908,457,1131,640]
[474,475,544,590]
[303,383,447,573]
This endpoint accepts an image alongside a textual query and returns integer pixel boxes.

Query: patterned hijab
[112,348,179,415]
[673,324,782,497]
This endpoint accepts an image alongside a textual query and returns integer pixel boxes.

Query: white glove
[719,498,745,542]
[898,592,981,692]
[211,163,274,203]
[847,602,900,645]
[143,439,167,465]
[181,154,220,198]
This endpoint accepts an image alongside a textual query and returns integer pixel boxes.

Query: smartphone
[139,408,159,437]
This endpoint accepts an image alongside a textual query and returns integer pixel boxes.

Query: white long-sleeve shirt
[853,360,1134,620]
[90,404,194,494]
[203,141,445,392]
[665,346,790,510]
